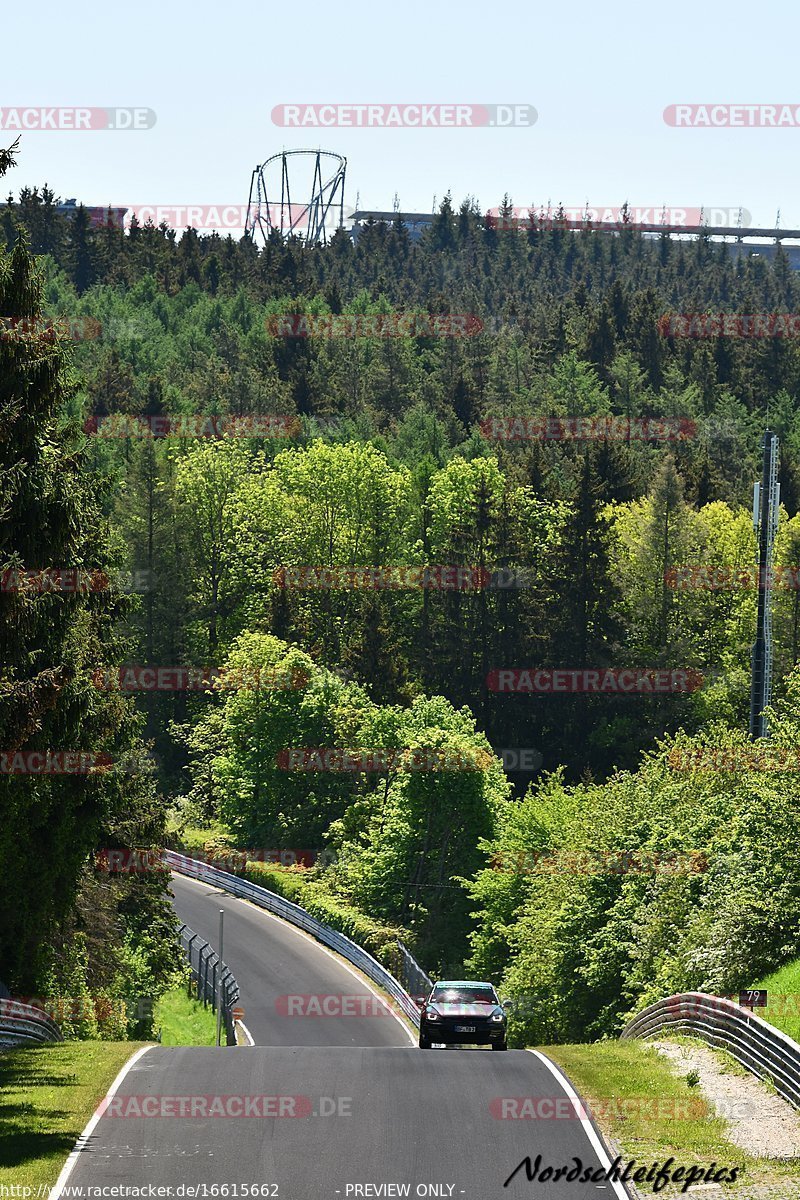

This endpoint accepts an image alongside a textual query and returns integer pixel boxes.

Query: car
[415,980,512,1050]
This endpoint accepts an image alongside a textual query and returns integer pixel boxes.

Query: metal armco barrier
[391,941,434,1002]
[178,922,240,1046]
[622,991,800,1110]
[166,850,430,1029]
[0,997,64,1047]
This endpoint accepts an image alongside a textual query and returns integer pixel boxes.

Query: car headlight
[425,1008,441,1021]
[491,1010,506,1023]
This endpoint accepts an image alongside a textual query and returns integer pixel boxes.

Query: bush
[466,713,800,1046]
[239,861,413,966]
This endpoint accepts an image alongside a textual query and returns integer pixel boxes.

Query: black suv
[416,980,511,1050]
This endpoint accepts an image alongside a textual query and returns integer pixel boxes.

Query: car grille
[437,1016,493,1029]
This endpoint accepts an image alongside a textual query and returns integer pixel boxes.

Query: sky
[3,0,799,235]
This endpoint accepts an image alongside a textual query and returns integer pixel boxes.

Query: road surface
[169,873,411,1048]
[60,1044,631,1199]
[51,872,632,1200]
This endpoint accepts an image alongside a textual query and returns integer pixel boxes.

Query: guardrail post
[185,932,198,996]
[170,912,240,1046]
[216,910,224,1047]
[199,947,211,1005]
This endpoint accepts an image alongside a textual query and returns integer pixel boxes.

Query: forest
[3,161,800,1044]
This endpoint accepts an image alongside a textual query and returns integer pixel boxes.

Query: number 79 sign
[739,990,768,1009]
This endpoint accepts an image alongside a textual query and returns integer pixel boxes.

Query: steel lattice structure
[245,150,346,246]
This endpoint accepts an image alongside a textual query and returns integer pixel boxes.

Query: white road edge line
[229,887,417,1046]
[236,1018,255,1046]
[525,1049,631,1200]
[174,872,416,1046]
[50,1044,154,1200]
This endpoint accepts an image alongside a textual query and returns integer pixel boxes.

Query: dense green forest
[3,164,800,1042]
[0,151,182,1034]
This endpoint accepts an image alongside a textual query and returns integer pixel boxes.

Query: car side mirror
[501,999,513,1010]
[414,996,427,1008]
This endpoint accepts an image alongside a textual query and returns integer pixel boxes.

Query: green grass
[0,1041,146,1190]
[153,987,218,1046]
[755,959,800,1045]
[545,1040,799,1195]
[171,821,233,856]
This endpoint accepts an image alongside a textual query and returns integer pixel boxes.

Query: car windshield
[431,985,498,1004]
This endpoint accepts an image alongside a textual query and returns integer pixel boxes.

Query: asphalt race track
[60,1044,630,1199]
[168,873,411,1048]
[52,873,631,1200]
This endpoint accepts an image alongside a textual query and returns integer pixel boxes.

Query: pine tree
[70,204,94,295]
[644,454,688,654]
[0,145,174,991]
[0,224,123,985]
[549,451,624,668]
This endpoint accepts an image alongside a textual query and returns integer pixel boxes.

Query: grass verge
[0,1041,146,1190]
[756,959,800,1044]
[545,1040,799,1195]
[153,986,218,1046]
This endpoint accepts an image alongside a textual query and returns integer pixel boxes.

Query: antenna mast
[749,430,780,738]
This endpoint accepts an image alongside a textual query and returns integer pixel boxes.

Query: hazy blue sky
[3,0,798,232]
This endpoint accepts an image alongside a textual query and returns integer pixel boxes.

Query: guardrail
[391,941,434,1002]
[166,850,431,1029]
[621,991,800,1110]
[178,922,240,1045]
[0,997,64,1047]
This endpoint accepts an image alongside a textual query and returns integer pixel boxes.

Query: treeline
[7,188,800,460]
[466,688,800,1042]
[0,149,180,1032]
[175,631,800,1022]
[99,434,800,788]
[178,632,507,970]
[7,166,800,1035]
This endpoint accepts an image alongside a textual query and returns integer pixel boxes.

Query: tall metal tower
[245,150,346,247]
[749,430,780,738]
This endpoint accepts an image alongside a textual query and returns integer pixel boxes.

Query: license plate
[454,1025,475,1033]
